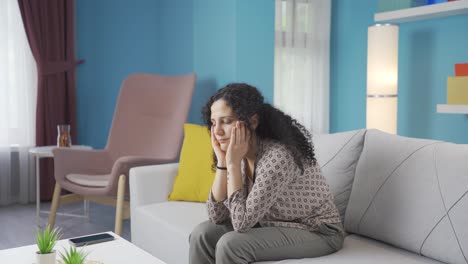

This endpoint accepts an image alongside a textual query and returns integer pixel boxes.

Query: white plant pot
[36,250,56,264]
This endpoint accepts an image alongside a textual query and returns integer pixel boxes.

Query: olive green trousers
[189,220,344,264]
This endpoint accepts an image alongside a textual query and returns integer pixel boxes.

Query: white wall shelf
[437,104,468,114]
[375,1,468,23]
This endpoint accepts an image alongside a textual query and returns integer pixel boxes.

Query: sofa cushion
[134,201,442,264]
[314,129,366,222]
[254,235,443,264]
[345,129,468,264]
[168,124,215,202]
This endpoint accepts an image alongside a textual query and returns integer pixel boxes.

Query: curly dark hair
[201,83,316,173]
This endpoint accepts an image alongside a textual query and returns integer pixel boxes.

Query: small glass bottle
[57,124,72,147]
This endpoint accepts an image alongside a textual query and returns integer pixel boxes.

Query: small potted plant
[36,225,61,264]
[59,246,89,264]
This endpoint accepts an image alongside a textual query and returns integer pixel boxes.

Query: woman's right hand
[211,126,226,166]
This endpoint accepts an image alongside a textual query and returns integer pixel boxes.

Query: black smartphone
[69,233,114,247]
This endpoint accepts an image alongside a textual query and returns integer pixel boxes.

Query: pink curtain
[18,0,82,200]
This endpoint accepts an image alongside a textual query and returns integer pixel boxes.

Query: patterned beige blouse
[207,139,341,233]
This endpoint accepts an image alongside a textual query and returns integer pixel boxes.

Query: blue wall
[190,0,274,123]
[191,0,238,124]
[330,0,468,143]
[330,0,376,133]
[76,0,161,148]
[159,0,194,76]
[236,0,275,103]
[77,0,468,148]
[76,0,274,148]
[399,16,468,143]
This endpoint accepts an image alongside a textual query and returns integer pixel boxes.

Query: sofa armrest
[107,156,174,194]
[129,163,179,209]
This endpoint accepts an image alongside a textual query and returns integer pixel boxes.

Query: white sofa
[129,129,468,264]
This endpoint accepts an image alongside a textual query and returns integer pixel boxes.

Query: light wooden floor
[0,202,130,250]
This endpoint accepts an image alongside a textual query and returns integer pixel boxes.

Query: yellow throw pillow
[168,123,216,202]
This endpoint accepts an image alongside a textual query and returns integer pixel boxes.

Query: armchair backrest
[106,73,195,160]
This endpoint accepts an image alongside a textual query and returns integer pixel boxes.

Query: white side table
[29,145,92,227]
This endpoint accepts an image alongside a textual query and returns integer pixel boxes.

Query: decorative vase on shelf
[57,124,72,147]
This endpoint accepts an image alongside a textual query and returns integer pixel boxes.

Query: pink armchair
[48,73,195,235]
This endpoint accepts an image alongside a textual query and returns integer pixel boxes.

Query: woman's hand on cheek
[211,125,226,165]
[226,121,250,167]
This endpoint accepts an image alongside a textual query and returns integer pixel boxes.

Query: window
[274,0,331,134]
[0,0,37,205]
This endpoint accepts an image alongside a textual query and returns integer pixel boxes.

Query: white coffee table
[29,145,92,227]
[0,232,166,264]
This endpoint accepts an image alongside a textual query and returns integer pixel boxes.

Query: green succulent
[36,225,61,254]
[59,246,89,264]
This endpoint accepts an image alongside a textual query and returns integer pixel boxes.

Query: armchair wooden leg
[115,174,126,236]
[48,183,61,228]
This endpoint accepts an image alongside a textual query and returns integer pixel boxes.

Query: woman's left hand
[226,121,250,167]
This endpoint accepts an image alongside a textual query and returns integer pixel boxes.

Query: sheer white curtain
[274,0,331,134]
[0,0,37,205]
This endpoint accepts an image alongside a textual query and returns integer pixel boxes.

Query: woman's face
[210,99,238,151]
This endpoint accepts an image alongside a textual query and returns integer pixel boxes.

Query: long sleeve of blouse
[206,139,341,233]
[223,144,296,232]
[207,190,230,224]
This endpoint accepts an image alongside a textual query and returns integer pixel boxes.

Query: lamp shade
[366,24,399,134]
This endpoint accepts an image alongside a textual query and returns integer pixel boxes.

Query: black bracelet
[216,165,227,170]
